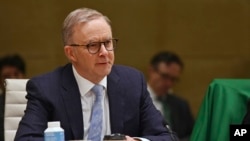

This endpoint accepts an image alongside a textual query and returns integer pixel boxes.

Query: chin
[100,68,112,76]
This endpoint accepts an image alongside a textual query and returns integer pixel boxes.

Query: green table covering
[190,79,250,141]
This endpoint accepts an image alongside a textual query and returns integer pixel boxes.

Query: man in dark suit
[15,8,175,141]
[147,51,194,141]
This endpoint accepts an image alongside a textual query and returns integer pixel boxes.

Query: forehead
[158,62,181,72]
[73,18,112,41]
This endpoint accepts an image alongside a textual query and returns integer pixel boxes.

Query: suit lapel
[60,64,125,137]
[61,64,84,139]
[107,67,125,133]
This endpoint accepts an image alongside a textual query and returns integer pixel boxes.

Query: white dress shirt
[73,66,149,141]
[72,66,111,140]
[147,85,164,116]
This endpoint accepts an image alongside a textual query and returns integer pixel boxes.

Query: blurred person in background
[147,51,194,141]
[0,54,26,141]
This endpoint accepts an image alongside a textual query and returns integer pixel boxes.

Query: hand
[125,135,141,141]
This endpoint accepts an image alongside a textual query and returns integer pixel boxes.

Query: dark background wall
[0,0,249,118]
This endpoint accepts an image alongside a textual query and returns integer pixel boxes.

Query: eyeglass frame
[67,38,118,54]
[153,67,180,83]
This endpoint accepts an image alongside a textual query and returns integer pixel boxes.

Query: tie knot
[92,84,103,97]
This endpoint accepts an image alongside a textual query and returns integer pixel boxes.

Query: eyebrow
[87,37,112,43]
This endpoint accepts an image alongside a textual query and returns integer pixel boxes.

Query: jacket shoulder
[29,63,71,84]
[112,64,142,74]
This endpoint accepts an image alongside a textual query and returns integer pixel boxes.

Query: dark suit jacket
[0,93,4,141]
[163,95,194,140]
[242,104,250,124]
[15,64,174,141]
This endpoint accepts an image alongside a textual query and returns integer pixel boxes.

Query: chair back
[4,79,28,141]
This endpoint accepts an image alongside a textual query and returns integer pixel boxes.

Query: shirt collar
[72,65,107,96]
[147,84,157,100]
[147,84,168,101]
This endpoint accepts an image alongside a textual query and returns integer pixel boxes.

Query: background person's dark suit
[15,64,173,141]
[242,103,250,124]
[0,94,4,141]
[161,94,194,140]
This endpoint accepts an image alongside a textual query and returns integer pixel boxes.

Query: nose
[99,43,109,55]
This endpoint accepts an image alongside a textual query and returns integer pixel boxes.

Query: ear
[64,46,77,62]
[148,65,154,73]
[148,66,158,80]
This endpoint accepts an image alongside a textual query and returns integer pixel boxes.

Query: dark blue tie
[87,85,103,141]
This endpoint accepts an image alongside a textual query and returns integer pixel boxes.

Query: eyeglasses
[68,38,118,54]
[154,68,180,83]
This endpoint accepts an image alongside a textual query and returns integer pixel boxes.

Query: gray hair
[62,7,111,45]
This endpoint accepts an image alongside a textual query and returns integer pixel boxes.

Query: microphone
[166,124,179,141]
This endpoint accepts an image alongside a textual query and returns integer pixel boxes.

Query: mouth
[97,61,110,65]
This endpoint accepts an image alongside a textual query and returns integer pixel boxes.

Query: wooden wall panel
[0,0,249,117]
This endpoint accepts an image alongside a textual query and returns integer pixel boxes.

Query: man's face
[149,62,181,96]
[64,17,114,83]
[0,66,25,90]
